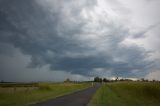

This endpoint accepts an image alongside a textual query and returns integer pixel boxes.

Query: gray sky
[0,0,160,82]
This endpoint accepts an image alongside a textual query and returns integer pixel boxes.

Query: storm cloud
[0,0,160,81]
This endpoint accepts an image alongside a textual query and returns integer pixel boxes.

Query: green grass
[88,82,160,106]
[0,82,91,106]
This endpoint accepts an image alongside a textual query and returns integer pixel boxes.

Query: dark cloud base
[0,0,157,79]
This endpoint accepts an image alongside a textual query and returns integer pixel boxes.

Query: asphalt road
[30,84,100,106]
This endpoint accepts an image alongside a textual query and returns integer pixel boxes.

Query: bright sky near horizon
[0,0,160,82]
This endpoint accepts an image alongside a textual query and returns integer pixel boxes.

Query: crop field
[0,82,91,106]
[88,82,160,106]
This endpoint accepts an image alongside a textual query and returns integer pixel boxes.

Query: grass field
[88,82,160,106]
[0,82,91,106]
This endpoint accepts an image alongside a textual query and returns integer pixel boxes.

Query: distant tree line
[63,77,160,83]
[138,78,160,83]
[93,77,160,83]
[94,77,110,82]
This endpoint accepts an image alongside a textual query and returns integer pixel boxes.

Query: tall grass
[0,83,91,106]
[88,82,160,106]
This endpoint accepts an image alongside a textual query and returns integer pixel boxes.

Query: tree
[115,77,119,81]
[64,78,71,83]
[94,77,102,82]
[141,78,145,82]
[103,78,109,82]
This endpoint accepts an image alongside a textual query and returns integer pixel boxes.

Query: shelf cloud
[0,0,160,81]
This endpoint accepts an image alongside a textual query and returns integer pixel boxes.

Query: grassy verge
[88,82,160,106]
[0,82,91,106]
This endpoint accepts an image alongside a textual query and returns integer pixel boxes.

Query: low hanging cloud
[0,0,160,81]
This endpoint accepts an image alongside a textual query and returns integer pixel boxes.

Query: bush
[38,84,52,90]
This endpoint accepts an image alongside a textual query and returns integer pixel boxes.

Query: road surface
[30,84,100,106]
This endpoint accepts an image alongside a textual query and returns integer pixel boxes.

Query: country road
[30,84,100,106]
